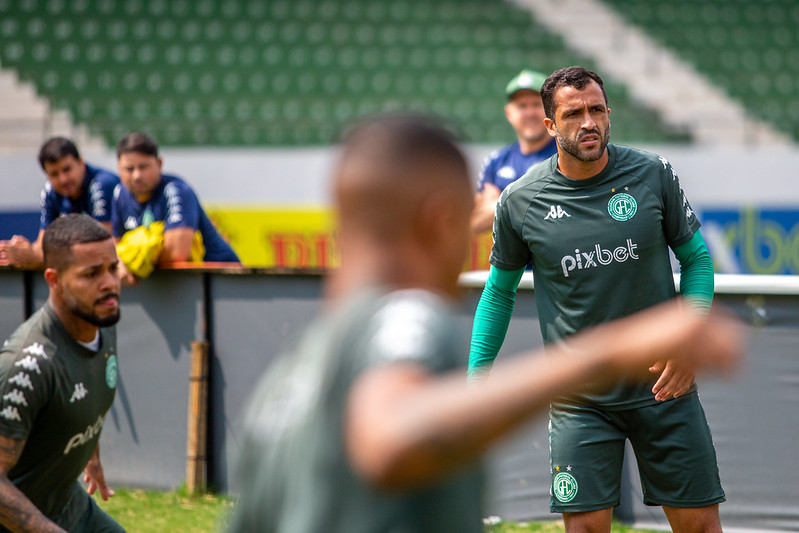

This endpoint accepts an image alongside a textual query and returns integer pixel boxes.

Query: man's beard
[68,293,121,328]
[556,124,611,162]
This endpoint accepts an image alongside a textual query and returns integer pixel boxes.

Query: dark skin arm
[0,435,66,533]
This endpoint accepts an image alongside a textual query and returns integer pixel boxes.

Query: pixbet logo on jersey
[561,239,639,277]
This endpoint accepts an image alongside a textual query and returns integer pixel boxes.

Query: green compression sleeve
[467,265,525,380]
[673,230,714,315]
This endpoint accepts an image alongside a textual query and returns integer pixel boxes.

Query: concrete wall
[1,268,797,531]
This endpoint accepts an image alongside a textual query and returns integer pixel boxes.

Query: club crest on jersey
[553,471,578,503]
[105,354,118,388]
[608,193,637,222]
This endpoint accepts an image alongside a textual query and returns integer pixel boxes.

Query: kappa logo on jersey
[70,383,89,403]
[63,414,106,455]
[0,406,21,422]
[124,216,138,230]
[8,372,34,391]
[544,205,571,220]
[3,389,28,407]
[22,342,48,359]
[89,181,108,217]
[15,356,42,374]
[608,193,637,222]
[497,166,516,180]
[561,239,639,277]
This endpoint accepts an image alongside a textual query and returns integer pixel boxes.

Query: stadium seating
[603,0,799,141]
[0,0,689,146]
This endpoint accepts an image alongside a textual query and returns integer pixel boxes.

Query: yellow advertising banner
[206,206,493,271]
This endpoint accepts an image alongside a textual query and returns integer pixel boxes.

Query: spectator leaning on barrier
[471,69,558,234]
[227,114,742,533]
[0,137,119,270]
[0,214,124,533]
[111,132,240,285]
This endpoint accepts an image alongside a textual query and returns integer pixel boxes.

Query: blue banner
[701,208,799,275]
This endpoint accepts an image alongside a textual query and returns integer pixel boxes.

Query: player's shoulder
[161,174,197,198]
[85,163,120,186]
[612,144,670,171]
[500,156,558,203]
[364,288,456,367]
[0,310,60,374]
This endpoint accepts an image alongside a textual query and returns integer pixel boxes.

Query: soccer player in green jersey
[468,66,723,532]
[228,114,741,533]
[0,214,124,532]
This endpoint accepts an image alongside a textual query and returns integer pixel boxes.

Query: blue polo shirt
[476,138,558,193]
[40,163,119,229]
[112,174,239,263]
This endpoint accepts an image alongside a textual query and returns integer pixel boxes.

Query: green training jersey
[491,144,700,409]
[229,287,484,533]
[0,303,118,530]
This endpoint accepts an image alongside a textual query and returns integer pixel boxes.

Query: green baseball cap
[505,69,548,99]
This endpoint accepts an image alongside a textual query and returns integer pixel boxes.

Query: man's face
[43,155,86,199]
[505,90,548,146]
[117,152,162,202]
[54,239,121,328]
[545,81,611,162]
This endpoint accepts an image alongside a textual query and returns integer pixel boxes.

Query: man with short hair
[468,66,722,532]
[0,214,124,532]
[471,69,558,234]
[0,137,119,269]
[228,114,741,532]
[111,132,239,284]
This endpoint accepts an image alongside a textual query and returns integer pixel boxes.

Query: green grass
[95,488,236,533]
[485,519,663,532]
[96,489,662,533]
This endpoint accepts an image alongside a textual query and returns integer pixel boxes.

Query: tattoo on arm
[0,435,66,533]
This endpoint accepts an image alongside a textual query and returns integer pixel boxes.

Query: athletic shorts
[548,393,725,513]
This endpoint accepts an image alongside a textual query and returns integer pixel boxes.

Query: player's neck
[48,297,100,343]
[556,149,609,181]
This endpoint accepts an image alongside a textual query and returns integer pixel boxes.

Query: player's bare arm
[471,183,502,234]
[160,227,195,264]
[346,302,742,491]
[83,445,115,501]
[0,231,45,270]
[0,435,66,533]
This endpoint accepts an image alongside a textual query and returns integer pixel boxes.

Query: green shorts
[548,393,725,513]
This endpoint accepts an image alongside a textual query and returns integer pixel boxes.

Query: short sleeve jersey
[40,163,119,229]
[476,138,558,193]
[0,304,117,529]
[491,144,700,409]
[229,288,484,533]
[112,174,239,263]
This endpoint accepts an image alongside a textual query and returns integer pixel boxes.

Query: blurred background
[1,0,798,272]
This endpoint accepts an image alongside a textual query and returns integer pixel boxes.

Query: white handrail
[458,271,799,295]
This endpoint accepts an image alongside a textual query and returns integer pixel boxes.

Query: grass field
[96,488,661,533]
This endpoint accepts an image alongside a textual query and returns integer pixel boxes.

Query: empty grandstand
[0,0,690,147]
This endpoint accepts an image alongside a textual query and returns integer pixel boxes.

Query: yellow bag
[116,221,205,278]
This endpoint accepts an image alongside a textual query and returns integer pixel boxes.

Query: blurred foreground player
[0,214,124,532]
[228,115,742,533]
[0,137,119,269]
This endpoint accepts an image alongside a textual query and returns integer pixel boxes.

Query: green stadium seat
[0,0,689,146]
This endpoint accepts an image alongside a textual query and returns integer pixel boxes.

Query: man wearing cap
[471,69,558,234]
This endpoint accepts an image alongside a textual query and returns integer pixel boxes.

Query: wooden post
[186,340,209,493]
